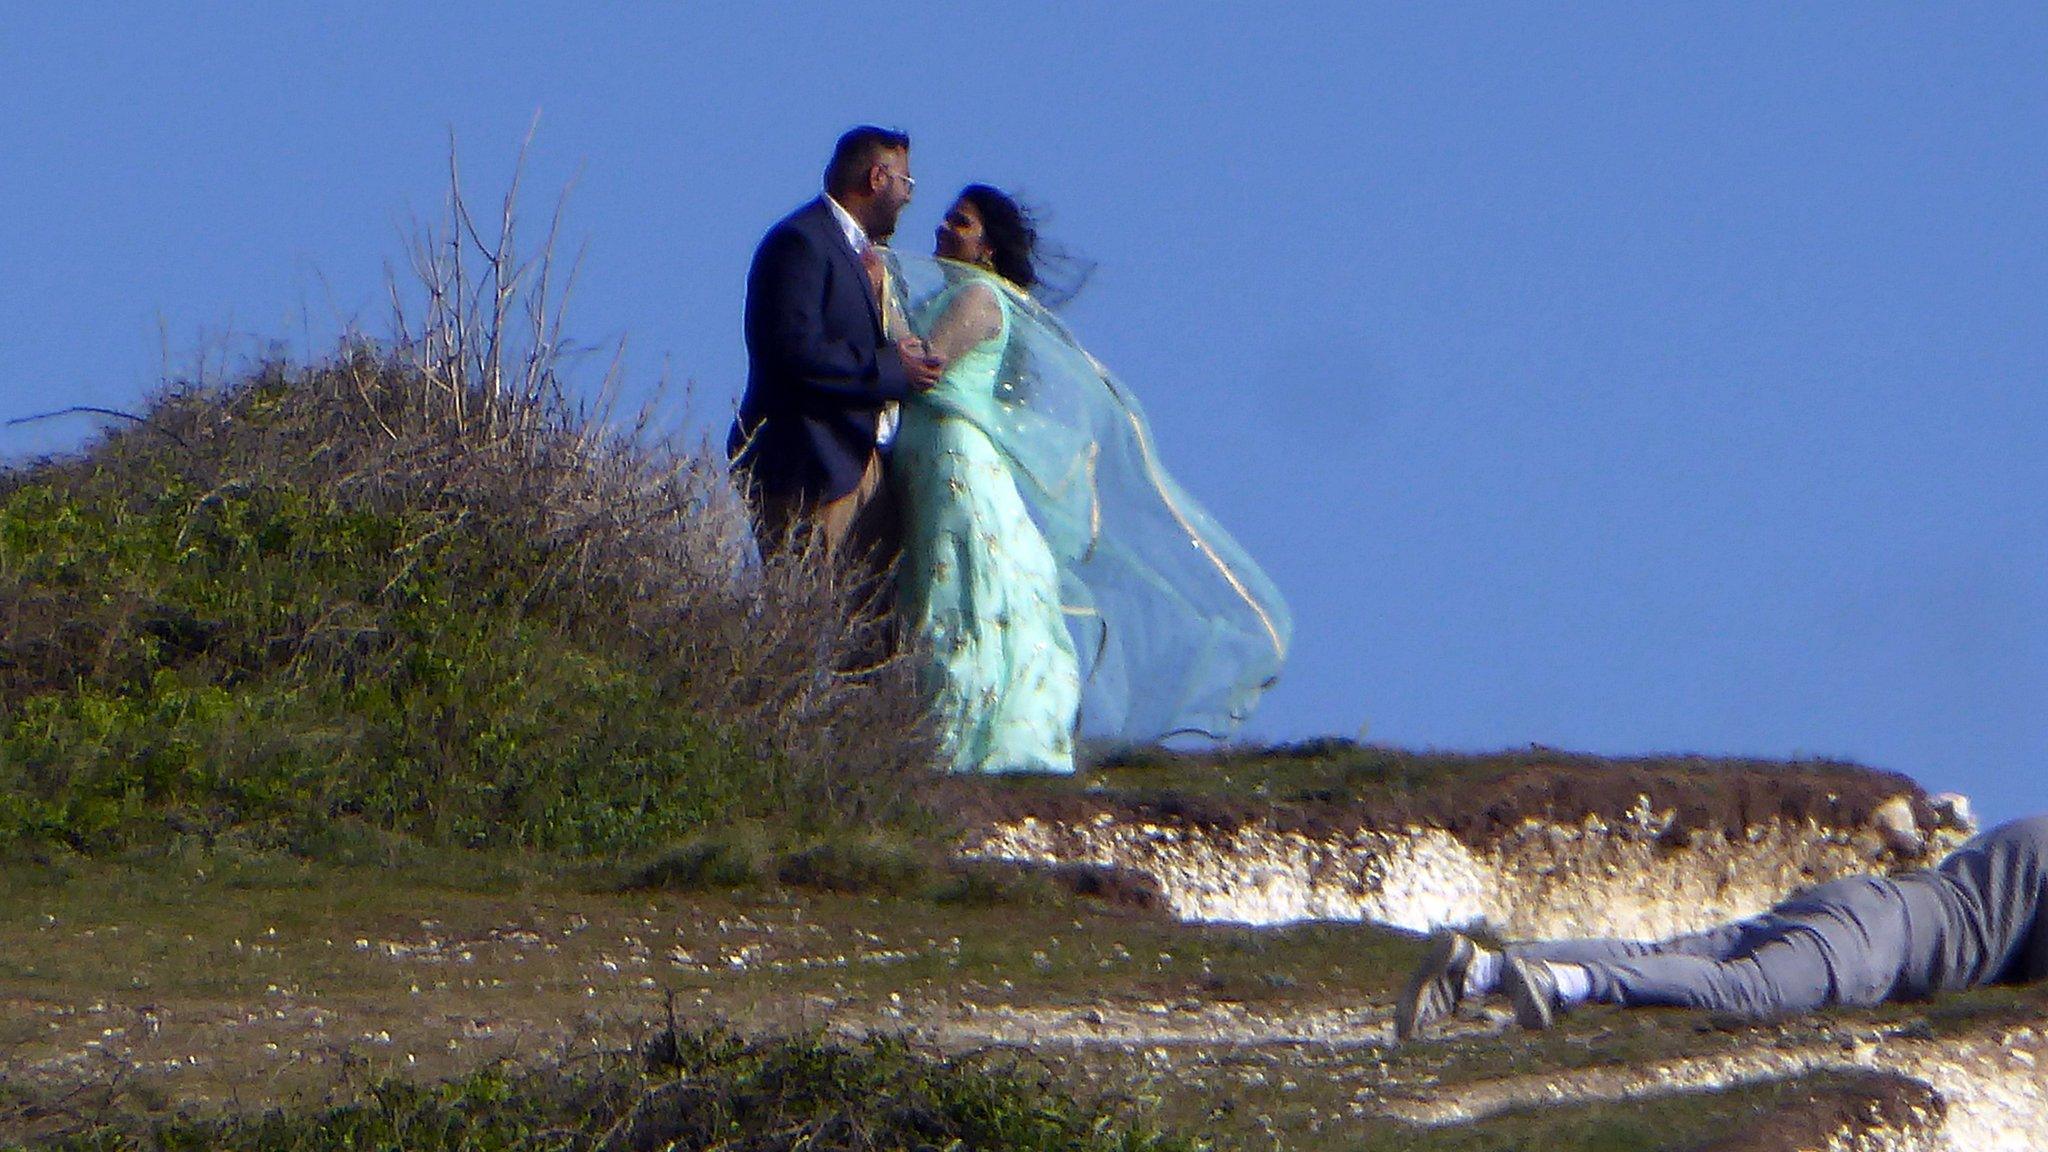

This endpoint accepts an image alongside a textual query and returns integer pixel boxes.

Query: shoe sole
[1394,932,1473,1043]
[1504,957,1555,1031]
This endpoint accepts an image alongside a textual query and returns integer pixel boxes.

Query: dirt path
[919,998,2048,1151]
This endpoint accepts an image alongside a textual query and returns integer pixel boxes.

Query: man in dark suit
[728,126,945,564]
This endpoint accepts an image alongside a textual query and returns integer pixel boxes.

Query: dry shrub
[25,349,938,838]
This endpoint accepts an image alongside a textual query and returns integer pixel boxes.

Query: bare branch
[4,405,192,450]
[5,405,149,428]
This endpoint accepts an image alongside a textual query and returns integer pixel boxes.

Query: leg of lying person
[1398,920,1775,1041]
[1499,877,1918,1028]
[1516,918,1836,1018]
[1508,918,1757,967]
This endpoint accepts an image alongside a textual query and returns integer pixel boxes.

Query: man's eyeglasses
[878,167,915,192]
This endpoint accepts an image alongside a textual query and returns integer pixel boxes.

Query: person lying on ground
[1396,814,2048,1040]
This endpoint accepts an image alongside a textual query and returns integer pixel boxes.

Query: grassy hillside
[0,355,937,861]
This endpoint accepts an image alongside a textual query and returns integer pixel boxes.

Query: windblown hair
[957,184,1039,292]
[824,125,911,197]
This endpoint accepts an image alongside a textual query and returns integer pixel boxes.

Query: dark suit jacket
[728,197,912,505]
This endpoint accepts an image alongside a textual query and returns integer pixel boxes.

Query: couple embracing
[729,126,1290,776]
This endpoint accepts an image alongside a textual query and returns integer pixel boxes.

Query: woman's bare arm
[925,282,1003,364]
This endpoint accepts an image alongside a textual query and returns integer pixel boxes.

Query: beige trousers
[756,453,900,570]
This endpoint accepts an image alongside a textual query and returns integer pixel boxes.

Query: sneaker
[1394,932,1475,1043]
[1502,956,1561,1031]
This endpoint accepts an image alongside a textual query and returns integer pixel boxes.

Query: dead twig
[5,406,191,451]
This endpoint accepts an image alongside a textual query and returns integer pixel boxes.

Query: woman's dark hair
[957,184,1038,291]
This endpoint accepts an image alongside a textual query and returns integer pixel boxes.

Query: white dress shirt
[824,193,869,260]
[825,194,899,447]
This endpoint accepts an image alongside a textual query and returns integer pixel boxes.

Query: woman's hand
[896,337,946,391]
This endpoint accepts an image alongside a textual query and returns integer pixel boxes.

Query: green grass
[12,1028,1205,1152]
[0,356,936,861]
[0,1041,1937,1152]
[0,851,1393,1151]
[0,475,750,855]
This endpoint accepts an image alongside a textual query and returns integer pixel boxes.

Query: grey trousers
[1509,876,1910,1018]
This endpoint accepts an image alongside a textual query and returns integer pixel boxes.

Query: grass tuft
[774,836,932,897]
[627,826,774,891]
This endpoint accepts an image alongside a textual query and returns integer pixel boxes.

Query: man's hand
[897,337,945,392]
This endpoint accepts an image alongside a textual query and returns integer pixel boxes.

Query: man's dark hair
[824,126,911,197]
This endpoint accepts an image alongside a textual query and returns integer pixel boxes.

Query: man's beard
[869,200,906,245]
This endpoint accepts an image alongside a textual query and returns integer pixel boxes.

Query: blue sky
[4,5,2043,822]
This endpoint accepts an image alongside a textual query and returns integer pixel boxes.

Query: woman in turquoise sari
[892,186,1290,775]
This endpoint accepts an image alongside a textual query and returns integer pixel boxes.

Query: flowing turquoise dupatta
[893,255,1291,743]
